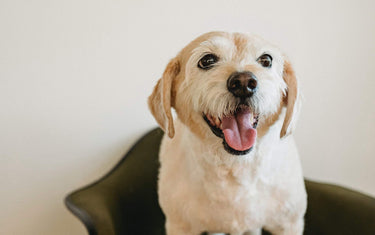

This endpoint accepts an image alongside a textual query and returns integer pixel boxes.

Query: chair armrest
[65,184,118,235]
[304,180,375,235]
[65,128,165,235]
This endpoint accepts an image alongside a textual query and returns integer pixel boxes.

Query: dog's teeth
[215,118,221,127]
[208,115,215,126]
[206,114,222,128]
[249,113,254,122]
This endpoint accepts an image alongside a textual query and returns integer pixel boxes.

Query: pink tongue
[222,110,257,151]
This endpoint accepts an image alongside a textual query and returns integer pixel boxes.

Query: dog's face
[149,32,299,156]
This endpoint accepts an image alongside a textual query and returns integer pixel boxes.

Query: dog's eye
[198,54,219,70]
[257,54,272,68]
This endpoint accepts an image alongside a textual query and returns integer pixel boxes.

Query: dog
[148,31,307,235]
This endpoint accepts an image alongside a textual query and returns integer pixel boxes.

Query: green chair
[65,128,375,235]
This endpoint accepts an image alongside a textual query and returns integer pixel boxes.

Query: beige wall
[1,0,374,234]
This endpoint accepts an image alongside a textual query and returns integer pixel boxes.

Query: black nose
[227,71,258,98]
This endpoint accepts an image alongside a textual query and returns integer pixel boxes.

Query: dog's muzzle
[203,71,259,156]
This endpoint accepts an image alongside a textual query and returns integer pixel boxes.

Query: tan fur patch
[148,58,180,138]
[280,59,298,138]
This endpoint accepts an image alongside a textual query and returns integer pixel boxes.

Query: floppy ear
[280,59,301,138]
[148,58,180,138]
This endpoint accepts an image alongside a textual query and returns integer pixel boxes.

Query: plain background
[1,0,374,234]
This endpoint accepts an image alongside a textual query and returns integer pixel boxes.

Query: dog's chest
[188,169,271,231]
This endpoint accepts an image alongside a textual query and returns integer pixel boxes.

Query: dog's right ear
[148,58,180,138]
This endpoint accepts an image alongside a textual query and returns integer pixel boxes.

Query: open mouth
[203,105,259,155]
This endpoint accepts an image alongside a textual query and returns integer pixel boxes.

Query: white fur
[149,32,307,235]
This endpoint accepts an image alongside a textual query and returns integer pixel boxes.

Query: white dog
[148,31,307,235]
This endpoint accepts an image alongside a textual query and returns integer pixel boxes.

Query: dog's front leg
[280,218,304,235]
[243,228,262,235]
[265,218,304,235]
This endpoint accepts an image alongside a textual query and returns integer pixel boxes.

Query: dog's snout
[227,71,258,98]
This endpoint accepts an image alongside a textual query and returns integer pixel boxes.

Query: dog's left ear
[280,59,301,138]
[148,58,180,138]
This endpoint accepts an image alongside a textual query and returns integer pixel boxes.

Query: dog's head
[149,32,300,156]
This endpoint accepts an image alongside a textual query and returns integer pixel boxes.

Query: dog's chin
[203,105,259,156]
